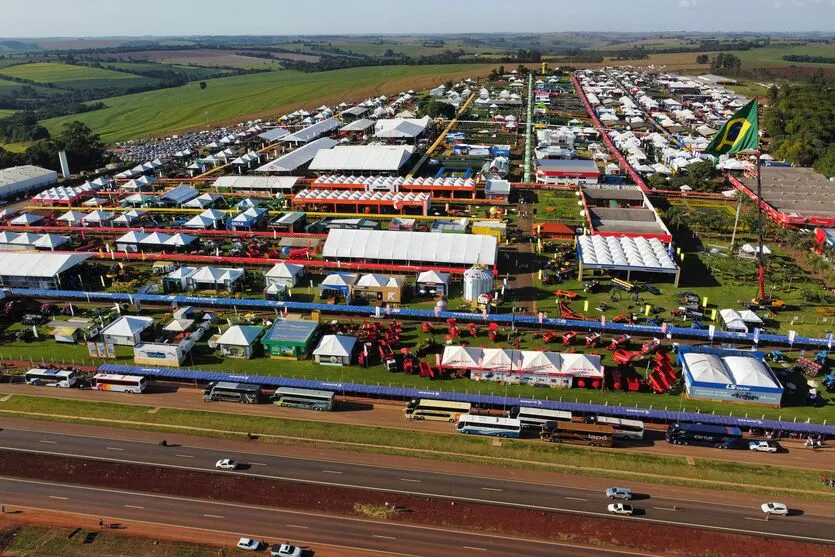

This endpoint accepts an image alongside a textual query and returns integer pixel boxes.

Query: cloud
[679,0,697,7]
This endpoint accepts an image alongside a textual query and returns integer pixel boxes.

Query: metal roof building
[281,118,342,144]
[0,251,91,289]
[212,176,299,192]
[255,138,339,174]
[309,145,415,174]
[323,229,497,267]
[0,165,58,199]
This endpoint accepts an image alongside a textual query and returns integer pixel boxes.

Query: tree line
[0,121,107,174]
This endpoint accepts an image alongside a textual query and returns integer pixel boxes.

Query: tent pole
[755,154,765,301]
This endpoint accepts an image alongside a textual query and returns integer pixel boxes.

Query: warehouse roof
[281,118,341,143]
[340,118,375,132]
[257,128,290,142]
[0,251,91,277]
[535,159,600,174]
[323,229,497,266]
[0,165,56,187]
[256,138,338,173]
[374,117,431,139]
[309,145,415,172]
[160,184,199,205]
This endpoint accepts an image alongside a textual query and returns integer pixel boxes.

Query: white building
[101,316,154,346]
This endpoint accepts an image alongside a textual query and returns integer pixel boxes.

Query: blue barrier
[10,288,835,349]
[98,363,835,437]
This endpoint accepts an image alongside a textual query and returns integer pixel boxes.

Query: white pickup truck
[748,440,778,453]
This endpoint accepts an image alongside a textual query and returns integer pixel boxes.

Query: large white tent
[323,229,497,267]
[309,145,414,173]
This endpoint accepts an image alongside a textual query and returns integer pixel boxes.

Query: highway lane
[0,425,832,544]
[1,383,831,470]
[0,477,631,557]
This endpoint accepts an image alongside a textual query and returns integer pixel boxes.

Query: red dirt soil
[0,450,832,557]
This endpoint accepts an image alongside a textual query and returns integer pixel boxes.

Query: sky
[1,0,835,37]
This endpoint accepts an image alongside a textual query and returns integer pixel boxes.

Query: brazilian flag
[704,99,759,156]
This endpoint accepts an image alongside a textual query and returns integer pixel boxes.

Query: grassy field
[0,62,157,90]
[0,524,226,557]
[1,393,832,498]
[42,64,487,142]
[0,142,30,153]
[330,41,462,58]
[0,109,17,119]
[116,49,294,69]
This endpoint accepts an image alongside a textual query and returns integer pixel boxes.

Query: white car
[749,440,778,453]
[761,502,789,515]
[271,543,303,557]
[607,503,634,516]
[237,538,263,551]
[216,458,238,470]
[605,487,633,500]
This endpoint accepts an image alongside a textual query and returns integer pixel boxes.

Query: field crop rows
[0,62,158,90]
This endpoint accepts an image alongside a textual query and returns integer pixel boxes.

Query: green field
[0,109,17,119]
[0,62,157,90]
[42,64,487,142]
[331,41,466,58]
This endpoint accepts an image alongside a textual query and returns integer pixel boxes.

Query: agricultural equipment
[612,278,636,293]
[612,314,634,324]
[680,292,700,304]
[822,372,835,392]
[585,332,602,347]
[379,344,397,372]
[421,322,434,334]
[21,314,45,325]
[641,338,661,354]
[641,284,661,295]
[559,301,589,321]
[794,357,822,378]
[1,301,24,319]
[554,289,578,300]
[815,350,829,366]
[613,350,642,366]
[741,295,786,312]
[607,335,630,351]
[541,331,559,343]
[768,350,785,363]
[562,331,578,345]
[583,280,601,293]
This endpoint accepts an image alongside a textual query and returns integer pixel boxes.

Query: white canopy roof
[323,229,497,267]
[266,262,304,278]
[724,356,781,389]
[217,325,263,346]
[578,236,676,271]
[313,334,357,357]
[309,145,414,172]
[480,348,521,372]
[683,353,735,384]
[101,315,153,337]
[416,270,450,284]
[0,252,91,277]
[441,346,482,368]
[256,138,338,173]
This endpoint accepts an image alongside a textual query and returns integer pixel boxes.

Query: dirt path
[510,202,539,313]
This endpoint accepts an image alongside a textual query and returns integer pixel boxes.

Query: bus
[203,381,263,403]
[456,414,522,438]
[405,399,471,422]
[586,416,645,441]
[511,406,573,431]
[92,373,147,394]
[540,421,614,447]
[24,368,78,388]
[666,423,743,449]
[271,387,335,411]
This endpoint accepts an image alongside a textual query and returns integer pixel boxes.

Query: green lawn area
[0,62,157,90]
[0,142,30,153]
[0,525,225,557]
[534,190,584,222]
[0,109,18,119]
[2,394,833,498]
[42,64,488,143]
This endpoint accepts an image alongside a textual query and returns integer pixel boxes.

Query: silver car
[605,487,633,500]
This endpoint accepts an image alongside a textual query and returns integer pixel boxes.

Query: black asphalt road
[0,426,832,544]
[0,477,631,557]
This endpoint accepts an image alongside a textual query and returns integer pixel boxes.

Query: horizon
[2,0,835,37]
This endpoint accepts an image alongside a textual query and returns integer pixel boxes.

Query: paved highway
[0,476,627,557]
[0,425,832,544]
[2,383,831,470]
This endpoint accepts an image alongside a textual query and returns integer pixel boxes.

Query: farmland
[101,48,316,68]
[42,63,487,142]
[0,110,17,119]
[0,62,157,90]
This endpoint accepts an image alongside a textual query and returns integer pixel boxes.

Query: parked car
[607,503,634,516]
[237,538,263,551]
[761,502,789,515]
[216,458,238,470]
[271,543,303,557]
[748,440,778,453]
[605,487,633,500]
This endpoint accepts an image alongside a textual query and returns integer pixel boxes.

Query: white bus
[24,368,78,388]
[591,416,645,440]
[271,387,335,411]
[456,414,522,438]
[405,399,471,422]
[511,406,573,431]
[92,373,147,394]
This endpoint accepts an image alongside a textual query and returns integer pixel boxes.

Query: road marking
[323,470,343,474]
[175,454,193,458]
[400,478,422,483]
[124,505,144,509]
[462,547,488,552]
[0,394,12,402]
[744,517,768,522]
[106,447,124,451]
[48,496,68,500]
[565,496,588,502]
[481,487,503,492]
[286,524,309,529]
[249,462,267,467]
[372,535,397,540]
[652,506,678,511]
[39,440,57,444]
[203,514,225,519]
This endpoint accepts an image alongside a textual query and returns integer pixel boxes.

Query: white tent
[313,334,357,365]
[560,353,603,378]
[480,348,521,372]
[519,351,562,374]
[441,346,482,369]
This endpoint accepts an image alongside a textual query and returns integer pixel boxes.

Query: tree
[199,81,207,90]
[696,54,710,64]
[383,49,395,58]
[710,52,741,76]
[664,206,687,231]
[767,85,779,106]
[54,121,105,170]
[423,100,456,119]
